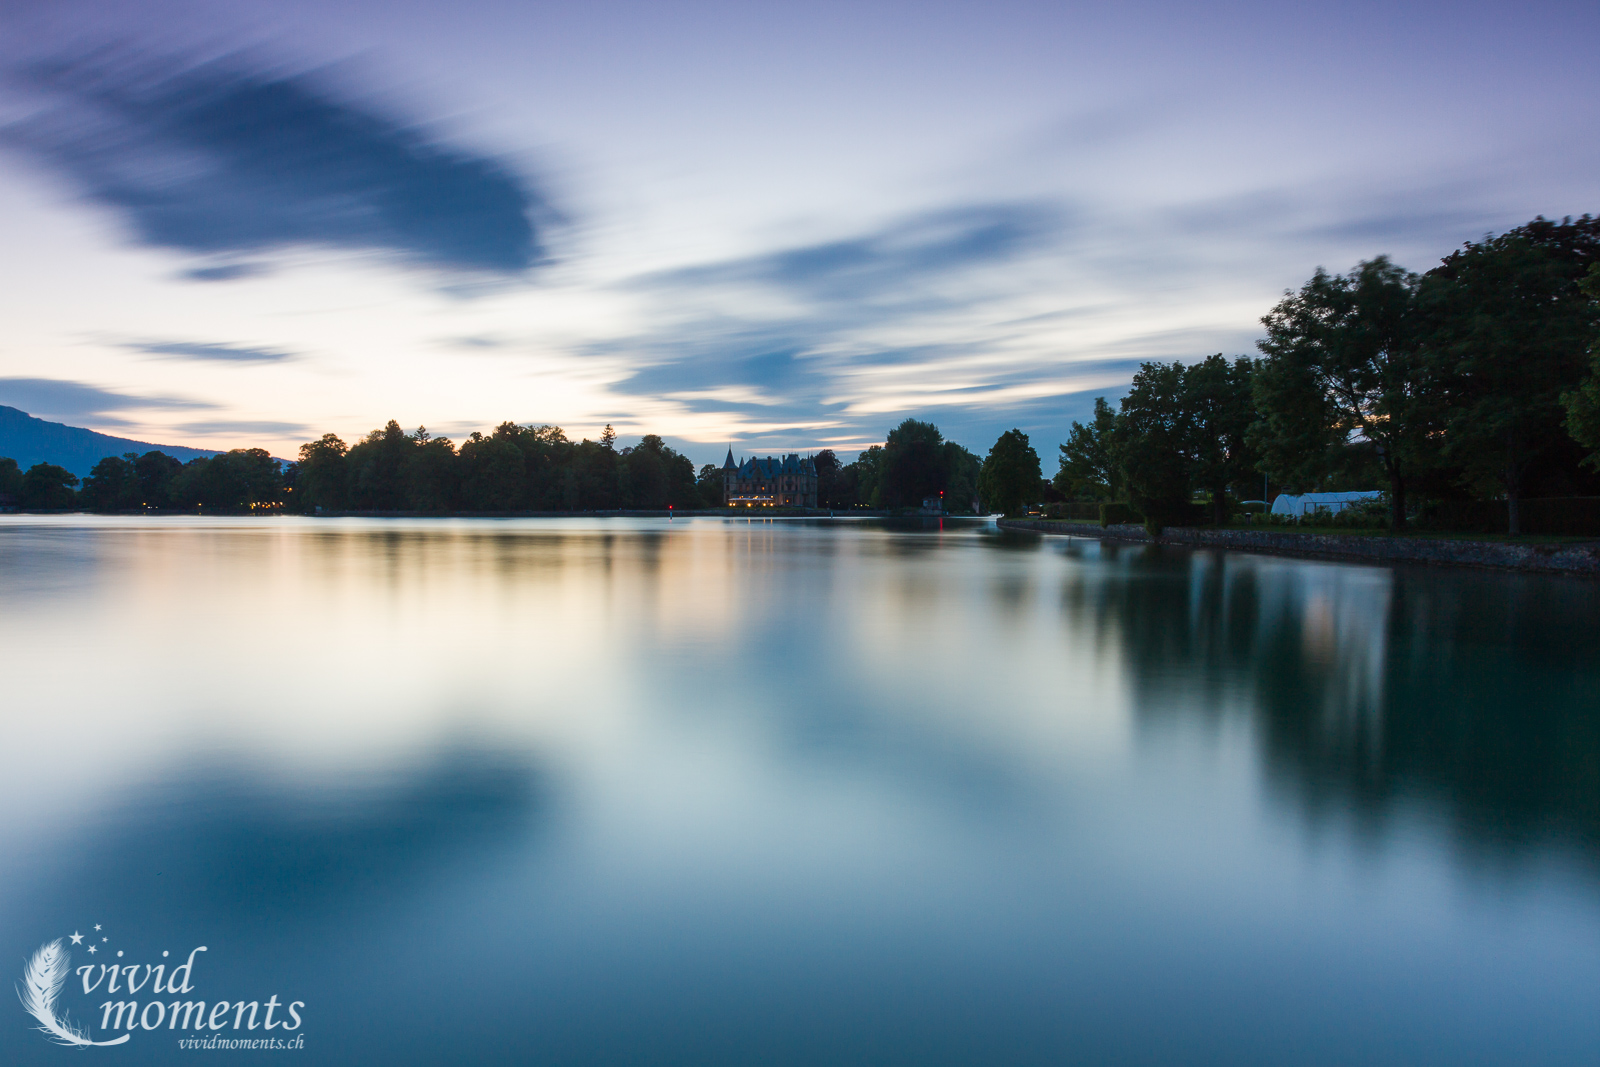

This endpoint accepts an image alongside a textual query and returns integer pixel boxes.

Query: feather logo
[17,939,130,1046]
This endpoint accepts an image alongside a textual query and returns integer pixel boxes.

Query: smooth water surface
[1,516,1597,1065]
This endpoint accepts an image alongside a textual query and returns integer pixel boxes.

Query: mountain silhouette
[0,406,220,476]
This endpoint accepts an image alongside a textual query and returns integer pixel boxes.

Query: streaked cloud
[0,376,212,422]
[173,418,310,436]
[125,339,298,363]
[4,47,553,276]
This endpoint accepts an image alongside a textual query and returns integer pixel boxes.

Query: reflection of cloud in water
[13,746,549,937]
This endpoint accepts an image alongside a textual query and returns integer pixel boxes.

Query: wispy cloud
[0,376,212,422]
[633,202,1067,307]
[4,47,555,276]
[174,418,310,436]
[125,339,298,363]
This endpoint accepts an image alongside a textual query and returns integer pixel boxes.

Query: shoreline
[997,519,1600,578]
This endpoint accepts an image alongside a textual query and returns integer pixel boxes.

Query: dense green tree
[1185,355,1259,525]
[851,445,885,508]
[1563,263,1600,467]
[1116,362,1193,528]
[79,453,142,512]
[880,419,947,507]
[171,449,283,511]
[978,429,1042,516]
[459,428,528,510]
[696,463,725,507]
[346,420,413,510]
[405,429,459,511]
[942,442,982,513]
[813,449,843,508]
[136,451,184,508]
[294,434,349,512]
[1253,257,1430,529]
[617,434,698,509]
[1055,397,1120,501]
[0,456,21,503]
[1418,217,1600,532]
[19,462,78,510]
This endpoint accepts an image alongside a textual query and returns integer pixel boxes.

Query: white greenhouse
[1270,490,1383,517]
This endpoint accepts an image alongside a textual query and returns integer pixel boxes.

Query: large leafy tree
[404,428,459,512]
[171,449,283,511]
[346,420,415,510]
[79,453,142,512]
[880,419,947,507]
[1560,263,1600,469]
[978,428,1042,516]
[1055,397,1120,501]
[851,445,885,508]
[942,442,982,513]
[294,434,348,512]
[1184,355,1259,524]
[1419,216,1600,533]
[1116,361,1193,527]
[135,450,184,508]
[0,456,21,502]
[19,462,78,510]
[1252,257,1430,530]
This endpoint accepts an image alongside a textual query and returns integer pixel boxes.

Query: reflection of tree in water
[1064,546,1600,867]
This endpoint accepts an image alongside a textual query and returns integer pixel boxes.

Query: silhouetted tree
[136,450,184,508]
[79,453,142,512]
[19,462,78,510]
[0,456,20,504]
[294,434,348,512]
[1253,257,1431,529]
[1420,216,1600,532]
[1186,355,1259,525]
[697,463,725,507]
[851,445,885,508]
[880,419,947,507]
[1116,362,1193,528]
[1055,397,1120,501]
[1563,262,1600,468]
[978,429,1042,516]
[942,442,982,513]
[347,420,413,510]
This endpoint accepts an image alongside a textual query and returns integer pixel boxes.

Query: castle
[721,449,819,508]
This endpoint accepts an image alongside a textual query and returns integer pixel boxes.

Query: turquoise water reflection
[1,517,1596,1065]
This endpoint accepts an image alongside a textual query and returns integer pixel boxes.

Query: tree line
[4,214,1593,528]
[1056,215,1600,533]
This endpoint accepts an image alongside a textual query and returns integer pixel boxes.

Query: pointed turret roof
[723,446,737,471]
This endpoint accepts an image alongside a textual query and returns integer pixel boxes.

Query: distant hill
[0,406,222,477]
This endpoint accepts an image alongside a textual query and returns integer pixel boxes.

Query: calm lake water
[1,516,1596,1065]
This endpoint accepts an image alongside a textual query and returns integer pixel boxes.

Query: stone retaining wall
[996,519,1600,578]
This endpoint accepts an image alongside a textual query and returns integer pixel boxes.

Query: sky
[0,0,1595,466]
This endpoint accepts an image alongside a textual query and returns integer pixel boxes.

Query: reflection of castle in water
[721,449,818,508]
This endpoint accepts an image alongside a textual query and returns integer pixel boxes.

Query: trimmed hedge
[1099,502,1138,527]
[1045,502,1103,521]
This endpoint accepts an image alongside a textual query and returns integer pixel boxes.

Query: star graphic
[101,937,108,943]
[87,945,97,954]
[94,924,102,931]
[70,931,84,944]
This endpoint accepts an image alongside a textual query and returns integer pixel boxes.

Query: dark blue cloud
[634,202,1067,304]
[182,262,269,282]
[5,49,551,275]
[127,339,298,363]
[0,376,210,422]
